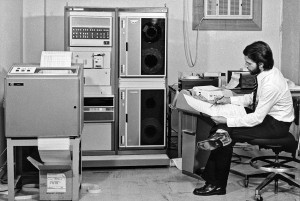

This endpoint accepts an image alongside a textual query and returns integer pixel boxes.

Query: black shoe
[193,183,209,193]
[193,184,226,196]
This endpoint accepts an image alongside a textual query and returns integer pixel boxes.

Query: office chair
[248,133,300,201]
[230,97,300,201]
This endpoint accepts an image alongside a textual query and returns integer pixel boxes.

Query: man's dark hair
[243,41,274,70]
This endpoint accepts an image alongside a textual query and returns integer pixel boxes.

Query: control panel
[72,27,110,40]
[10,66,36,74]
[70,16,112,47]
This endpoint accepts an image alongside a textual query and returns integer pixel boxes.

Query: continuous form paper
[38,138,71,164]
[39,51,73,75]
[40,51,72,67]
[183,94,246,118]
[225,72,240,89]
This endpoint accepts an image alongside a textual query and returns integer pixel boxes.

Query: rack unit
[65,7,169,166]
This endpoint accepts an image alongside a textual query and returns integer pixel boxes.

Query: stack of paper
[38,138,71,164]
[175,91,246,118]
[192,85,233,101]
[40,51,72,67]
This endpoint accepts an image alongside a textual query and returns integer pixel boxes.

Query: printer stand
[7,137,81,201]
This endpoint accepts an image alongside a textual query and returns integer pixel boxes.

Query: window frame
[192,0,262,31]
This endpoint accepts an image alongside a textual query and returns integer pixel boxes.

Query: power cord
[183,0,204,68]
[0,148,7,184]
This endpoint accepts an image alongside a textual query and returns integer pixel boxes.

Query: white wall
[281,1,300,85]
[23,0,283,85]
[0,0,23,162]
[23,0,45,63]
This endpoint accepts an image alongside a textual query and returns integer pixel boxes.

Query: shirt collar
[257,68,274,83]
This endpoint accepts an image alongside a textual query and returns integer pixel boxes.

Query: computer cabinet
[119,83,166,149]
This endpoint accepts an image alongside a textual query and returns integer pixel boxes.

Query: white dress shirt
[227,67,294,127]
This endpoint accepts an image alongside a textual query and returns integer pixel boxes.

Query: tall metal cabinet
[118,8,168,154]
[65,7,169,166]
[64,7,117,156]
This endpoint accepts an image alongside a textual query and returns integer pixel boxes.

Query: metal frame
[7,138,81,201]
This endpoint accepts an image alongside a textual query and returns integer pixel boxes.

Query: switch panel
[10,66,36,74]
[72,27,110,40]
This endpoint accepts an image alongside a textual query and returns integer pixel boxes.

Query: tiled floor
[1,143,300,201]
[79,164,300,201]
[0,162,300,201]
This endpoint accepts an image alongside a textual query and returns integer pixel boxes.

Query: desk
[290,88,300,97]
[180,111,214,177]
[233,88,300,96]
[168,86,250,157]
[169,85,300,157]
[7,137,81,201]
[177,110,197,157]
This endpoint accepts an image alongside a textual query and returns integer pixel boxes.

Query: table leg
[178,111,182,157]
[7,138,15,201]
[72,138,80,201]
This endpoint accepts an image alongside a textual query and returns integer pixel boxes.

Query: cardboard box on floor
[39,164,73,200]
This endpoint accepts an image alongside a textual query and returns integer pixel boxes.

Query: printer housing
[4,64,84,137]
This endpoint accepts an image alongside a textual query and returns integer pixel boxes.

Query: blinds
[205,0,252,19]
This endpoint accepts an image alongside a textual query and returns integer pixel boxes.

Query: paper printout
[193,85,220,91]
[40,51,72,67]
[225,72,240,89]
[38,138,71,164]
[183,94,246,118]
[192,86,234,101]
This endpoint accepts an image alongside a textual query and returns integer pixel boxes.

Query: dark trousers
[201,115,291,188]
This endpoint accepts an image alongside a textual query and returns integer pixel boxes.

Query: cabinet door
[119,88,141,147]
[119,17,127,77]
[126,89,141,146]
[82,123,112,151]
[119,89,126,147]
[119,87,166,148]
[127,18,141,76]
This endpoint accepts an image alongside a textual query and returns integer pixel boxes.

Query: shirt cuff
[227,117,236,127]
[230,96,240,105]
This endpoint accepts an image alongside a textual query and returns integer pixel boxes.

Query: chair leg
[275,178,278,194]
[255,172,276,197]
[229,169,250,187]
[284,172,295,179]
[230,169,271,187]
[255,172,300,199]
[246,172,271,187]
[230,169,247,178]
[278,173,300,188]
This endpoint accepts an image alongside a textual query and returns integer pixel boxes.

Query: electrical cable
[0,149,7,184]
[0,148,7,160]
[0,167,7,184]
[182,0,204,68]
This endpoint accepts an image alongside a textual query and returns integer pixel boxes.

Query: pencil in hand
[210,96,224,107]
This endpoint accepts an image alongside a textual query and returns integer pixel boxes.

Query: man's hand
[211,116,227,125]
[215,96,231,104]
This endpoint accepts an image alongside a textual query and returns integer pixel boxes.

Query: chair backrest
[292,97,300,159]
[252,96,300,155]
